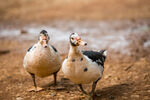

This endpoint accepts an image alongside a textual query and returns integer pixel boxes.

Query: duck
[62,33,107,98]
[23,30,61,91]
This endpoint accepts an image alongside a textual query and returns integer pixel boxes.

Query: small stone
[45,95,51,98]
[66,91,70,93]
[56,87,65,90]
[16,97,23,100]
[16,94,20,97]
[96,94,101,96]
[147,90,150,93]
[124,65,133,71]
[31,96,36,99]
[20,29,28,34]
[144,96,149,99]
[109,95,115,100]
[122,96,128,99]
[104,75,111,79]
[61,78,69,81]
[58,95,65,99]
[131,94,140,98]
[79,95,85,99]
[123,93,128,95]
[145,85,150,88]
[50,93,56,97]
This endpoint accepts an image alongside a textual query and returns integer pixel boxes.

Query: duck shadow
[95,83,133,100]
[42,79,133,99]
[42,78,78,92]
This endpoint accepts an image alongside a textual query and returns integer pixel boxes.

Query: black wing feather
[27,45,33,52]
[82,50,106,67]
[51,45,58,52]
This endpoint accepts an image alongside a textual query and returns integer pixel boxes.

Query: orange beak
[42,40,48,48]
[76,36,87,46]
[40,36,48,48]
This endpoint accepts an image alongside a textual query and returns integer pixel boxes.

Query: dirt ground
[0,36,150,100]
[0,0,150,23]
[0,0,150,100]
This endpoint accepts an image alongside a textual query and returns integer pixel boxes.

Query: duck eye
[71,37,74,40]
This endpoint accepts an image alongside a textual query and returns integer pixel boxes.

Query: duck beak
[42,40,48,48]
[39,35,49,48]
[75,36,87,46]
[78,40,87,46]
[40,39,48,48]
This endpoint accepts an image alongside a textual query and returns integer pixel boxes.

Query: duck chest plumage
[62,33,107,97]
[24,43,61,78]
[62,49,104,84]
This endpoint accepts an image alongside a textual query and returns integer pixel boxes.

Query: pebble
[58,95,65,99]
[147,90,150,93]
[56,87,65,90]
[131,94,140,98]
[31,96,36,99]
[16,94,20,97]
[145,85,150,88]
[96,94,101,96]
[20,29,28,34]
[50,93,56,97]
[144,96,149,99]
[45,95,51,98]
[109,95,115,100]
[16,97,23,100]
[117,77,120,80]
[104,75,111,79]
[122,96,128,99]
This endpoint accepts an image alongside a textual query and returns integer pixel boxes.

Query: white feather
[103,50,107,56]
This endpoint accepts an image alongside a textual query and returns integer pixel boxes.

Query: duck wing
[82,50,106,67]
[27,45,33,52]
[51,45,58,52]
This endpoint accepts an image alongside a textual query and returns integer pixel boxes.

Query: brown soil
[0,0,150,23]
[0,37,149,100]
[0,0,150,100]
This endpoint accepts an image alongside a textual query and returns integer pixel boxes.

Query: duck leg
[30,73,37,88]
[90,77,101,98]
[78,84,88,95]
[53,72,57,85]
[27,73,43,92]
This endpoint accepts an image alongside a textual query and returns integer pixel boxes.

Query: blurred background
[0,0,150,100]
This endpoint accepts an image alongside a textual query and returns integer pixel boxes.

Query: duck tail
[99,49,107,56]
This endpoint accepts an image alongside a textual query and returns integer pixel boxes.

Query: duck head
[70,33,87,46]
[39,30,50,48]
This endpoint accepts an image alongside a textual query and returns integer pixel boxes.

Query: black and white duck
[62,33,107,98]
[23,30,61,91]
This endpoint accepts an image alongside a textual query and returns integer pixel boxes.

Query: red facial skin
[40,35,49,48]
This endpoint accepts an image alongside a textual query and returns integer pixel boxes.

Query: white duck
[23,30,61,91]
[62,33,107,98]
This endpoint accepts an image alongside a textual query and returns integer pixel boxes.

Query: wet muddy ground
[0,19,150,100]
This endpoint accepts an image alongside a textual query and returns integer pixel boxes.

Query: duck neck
[68,45,81,57]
